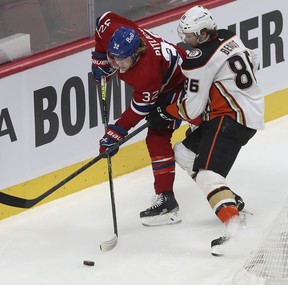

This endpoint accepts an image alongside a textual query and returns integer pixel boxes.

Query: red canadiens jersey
[94,12,187,130]
[178,29,264,130]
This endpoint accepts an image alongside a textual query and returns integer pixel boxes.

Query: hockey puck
[83,260,95,266]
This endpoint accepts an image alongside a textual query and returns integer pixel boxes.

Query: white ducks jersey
[179,29,264,130]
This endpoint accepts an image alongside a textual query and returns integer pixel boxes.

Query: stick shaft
[101,76,118,236]
[0,121,149,208]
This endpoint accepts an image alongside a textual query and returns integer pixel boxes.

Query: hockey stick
[99,76,118,252]
[0,121,149,209]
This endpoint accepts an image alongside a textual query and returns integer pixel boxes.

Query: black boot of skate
[140,191,181,226]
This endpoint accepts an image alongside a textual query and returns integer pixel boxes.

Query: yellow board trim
[264,89,288,122]
[1,88,287,219]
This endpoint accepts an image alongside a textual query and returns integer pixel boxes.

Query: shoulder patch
[187,49,202,59]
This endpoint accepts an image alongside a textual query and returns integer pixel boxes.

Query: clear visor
[107,52,135,72]
[177,25,199,44]
[177,25,186,43]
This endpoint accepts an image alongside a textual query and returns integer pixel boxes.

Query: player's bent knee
[174,142,195,176]
[195,170,226,195]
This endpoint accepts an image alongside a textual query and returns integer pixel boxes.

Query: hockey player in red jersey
[147,6,264,254]
[92,11,191,226]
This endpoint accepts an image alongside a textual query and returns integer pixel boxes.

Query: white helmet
[178,6,217,40]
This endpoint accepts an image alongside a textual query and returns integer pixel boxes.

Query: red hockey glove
[99,124,128,156]
[91,51,115,82]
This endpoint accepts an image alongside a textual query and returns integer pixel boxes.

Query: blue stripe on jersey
[162,49,179,91]
[96,17,100,28]
[153,161,175,171]
[131,100,154,115]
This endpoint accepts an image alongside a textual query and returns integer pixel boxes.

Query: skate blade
[241,208,254,215]
[211,245,226,256]
[211,236,230,256]
[141,211,182,227]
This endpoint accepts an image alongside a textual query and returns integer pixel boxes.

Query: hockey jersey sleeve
[249,48,260,74]
[174,58,216,121]
[115,38,185,130]
[94,11,139,53]
[116,75,163,131]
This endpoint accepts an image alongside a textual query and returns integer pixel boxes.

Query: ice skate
[233,192,245,212]
[140,191,182,226]
[211,213,247,256]
[233,192,254,215]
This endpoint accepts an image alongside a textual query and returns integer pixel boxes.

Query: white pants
[174,142,196,176]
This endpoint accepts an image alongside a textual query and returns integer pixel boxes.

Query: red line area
[0,38,94,79]
[0,0,234,79]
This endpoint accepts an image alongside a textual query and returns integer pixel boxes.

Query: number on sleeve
[228,51,255,89]
[185,78,199,93]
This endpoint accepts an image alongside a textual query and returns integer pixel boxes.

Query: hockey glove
[99,124,128,156]
[147,106,175,130]
[91,51,115,82]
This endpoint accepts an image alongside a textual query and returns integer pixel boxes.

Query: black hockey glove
[147,106,175,130]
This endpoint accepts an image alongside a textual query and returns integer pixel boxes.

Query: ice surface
[0,116,287,285]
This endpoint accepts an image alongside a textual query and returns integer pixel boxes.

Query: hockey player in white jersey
[147,5,264,255]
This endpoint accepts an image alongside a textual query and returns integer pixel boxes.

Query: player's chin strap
[0,121,149,209]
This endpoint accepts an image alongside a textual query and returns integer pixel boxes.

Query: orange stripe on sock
[217,205,239,224]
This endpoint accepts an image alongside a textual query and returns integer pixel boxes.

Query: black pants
[183,116,257,178]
